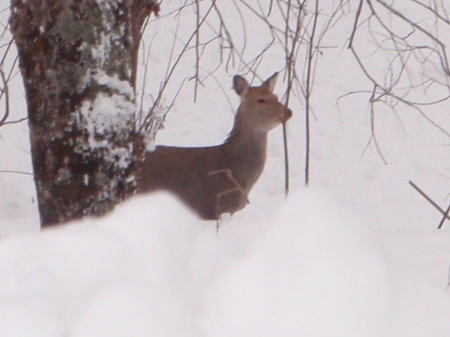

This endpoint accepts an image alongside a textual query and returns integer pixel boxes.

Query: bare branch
[409,180,450,224]
[0,68,10,127]
[0,170,33,176]
[437,202,450,229]
[303,0,319,186]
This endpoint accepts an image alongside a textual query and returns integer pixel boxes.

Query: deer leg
[216,218,221,234]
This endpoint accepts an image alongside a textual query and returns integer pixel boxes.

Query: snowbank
[0,191,449,336]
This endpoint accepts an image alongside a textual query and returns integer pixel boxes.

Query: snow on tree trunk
[10,0,157,227]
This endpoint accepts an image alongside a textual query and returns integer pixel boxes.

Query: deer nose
[283,108,293,122]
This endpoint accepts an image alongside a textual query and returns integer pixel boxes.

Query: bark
[10,0,158,226]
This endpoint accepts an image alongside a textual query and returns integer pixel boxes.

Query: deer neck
[225,124,268,152]
[224,118,268,192]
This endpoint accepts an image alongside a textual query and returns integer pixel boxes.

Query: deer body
[138,73,292,220]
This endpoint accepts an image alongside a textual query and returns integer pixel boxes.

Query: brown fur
[137,73,292,220]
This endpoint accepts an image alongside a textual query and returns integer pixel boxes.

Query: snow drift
[0,191,449,337]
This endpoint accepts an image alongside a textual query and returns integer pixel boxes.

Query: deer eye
[256,98,266,103]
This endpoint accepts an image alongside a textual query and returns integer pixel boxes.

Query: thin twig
[437,202,450,229]
[139,1,216,133]
[304,0,319,185]
[282,0,305,194]
[0,68,10,127]
[347,0,450,140]
[0,170,33,176]
[194,0,200,102]
[409,180,450,223]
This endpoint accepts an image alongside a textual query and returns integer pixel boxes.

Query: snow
[0,192,449,337]
[1,1,450,337]
[78,91,134,148]
[77,72,135,170]
[203,191,450,337]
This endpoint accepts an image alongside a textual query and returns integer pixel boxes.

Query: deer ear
[233,75,250,97]
[262,72,278,92]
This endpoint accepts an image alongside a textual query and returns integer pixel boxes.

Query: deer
[137,72,292,220]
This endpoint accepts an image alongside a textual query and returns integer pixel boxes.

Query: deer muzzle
[282,108,293,123]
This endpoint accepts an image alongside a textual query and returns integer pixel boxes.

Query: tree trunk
[10,0,158,227]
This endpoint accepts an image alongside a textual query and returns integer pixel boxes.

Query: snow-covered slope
[0,192,450,337]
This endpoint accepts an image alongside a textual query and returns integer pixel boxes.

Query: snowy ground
[0,2,450,336]
[0,192,450,337]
